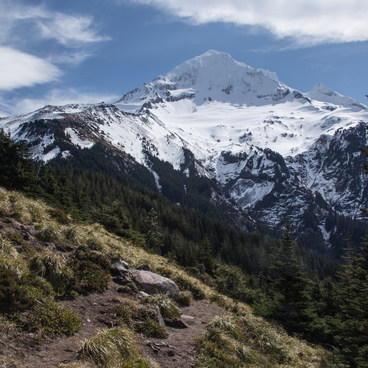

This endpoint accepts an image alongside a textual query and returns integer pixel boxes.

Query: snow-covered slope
[1,50,367,247]
[116,50,307,112]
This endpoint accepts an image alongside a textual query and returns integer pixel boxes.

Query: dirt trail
[7,286,224,368]
[138,300,225,368]
[18,288,123,368]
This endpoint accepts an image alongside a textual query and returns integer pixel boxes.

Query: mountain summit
[116,50,307,112]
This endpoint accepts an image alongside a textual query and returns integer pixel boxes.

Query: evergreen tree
[199,236,214,274]
[144,208,163,253]
[269,217,318,336]
[334,237,368,367]
[0,130,34,190]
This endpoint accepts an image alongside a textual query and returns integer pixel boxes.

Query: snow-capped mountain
[1,50,367,248]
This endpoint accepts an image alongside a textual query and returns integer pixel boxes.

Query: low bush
[0,267,32,313]
[134,317,168,338]
[48,207,71,225]
[172,274,206,300]
[25,300,82,336]
[176,290,193,306]
[144,294,180,318]
[75,260,109,293]
[29,252,74,296]
[36,221,62,242]
[80,327,137,367]
[74,249,110,270]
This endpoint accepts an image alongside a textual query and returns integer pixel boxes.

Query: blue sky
[1,0,368,116]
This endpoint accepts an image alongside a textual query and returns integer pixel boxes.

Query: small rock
[181,314,195,320]
[156,306,165,326]
[198,264,206,274]
[163,318,188,329]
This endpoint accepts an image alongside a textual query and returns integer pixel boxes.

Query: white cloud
[0,46,61,90]
[0,89,119,116]
[36,13,110,46]
[0,1,109,48]
[129,0,368,45]
[0,0,110,93]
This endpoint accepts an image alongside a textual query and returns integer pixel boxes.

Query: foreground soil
[0,284,224,368]
[138,300,225,368]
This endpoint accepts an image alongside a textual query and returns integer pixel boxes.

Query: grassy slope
[0,187,337,367]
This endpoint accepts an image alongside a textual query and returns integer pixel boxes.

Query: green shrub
[0,267,31,313]
[76,260,109,293]
[19,275,55,303]
[0,237,28,276]
[6,231,26,246]
[36,221,62,242]
[25,300,82,336]
[86,235,105,252]
[29,252,74,296]
[63,226,83,246]
[48,207,71,225]
[75,249,110,270]
[173,275,206,300]
[116,304,133,326]
[210,315,239,339]
[80,327,137,367]
[145,294,180,318]
[176,290,193,306]
[135,317,168,338]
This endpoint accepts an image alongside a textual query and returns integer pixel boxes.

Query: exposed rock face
[130,270,180,298]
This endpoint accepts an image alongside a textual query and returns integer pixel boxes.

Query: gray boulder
[130,270,180,298]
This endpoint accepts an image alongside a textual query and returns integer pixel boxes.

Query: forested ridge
[1,129,367,366]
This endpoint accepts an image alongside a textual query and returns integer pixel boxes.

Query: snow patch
[65,128,94,149]
[42,147,60,162]
[230,179,274,207]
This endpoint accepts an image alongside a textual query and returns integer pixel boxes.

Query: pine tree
[269,217,318,336]
[0,130,34,190]
[335,237,368,367]
[145,208,163,253]
[198,236,214,275]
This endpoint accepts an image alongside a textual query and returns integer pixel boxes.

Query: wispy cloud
[0,0,109,92]
[128,0,368,46]
[0,0,109,48]
[0,89,119,117]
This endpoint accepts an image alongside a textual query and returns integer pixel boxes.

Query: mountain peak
[173,49,279,81]
[116,50,299,112]
[306,83,366,110]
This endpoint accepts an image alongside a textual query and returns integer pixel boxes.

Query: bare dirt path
[138,300,225,368]
[3,284,224,368]
[18,288,123,368]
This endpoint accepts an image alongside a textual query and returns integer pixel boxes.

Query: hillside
[0,187,336,368]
